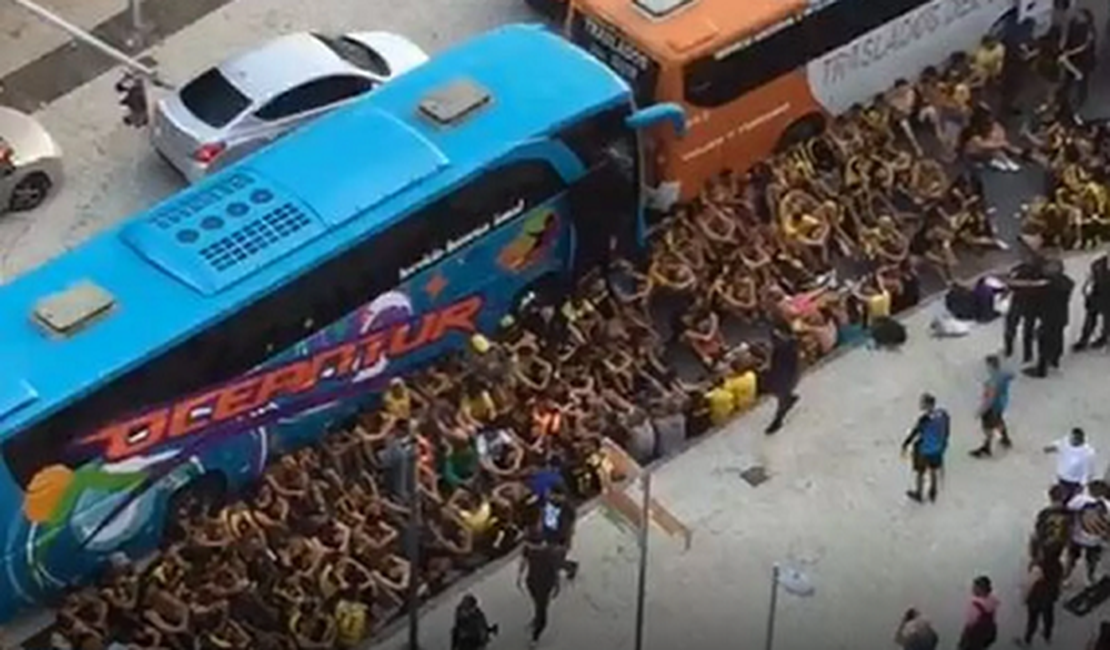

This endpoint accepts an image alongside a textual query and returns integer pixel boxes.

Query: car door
[219,75,377,168]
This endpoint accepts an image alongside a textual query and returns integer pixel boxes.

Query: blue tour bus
[0,23,684,619]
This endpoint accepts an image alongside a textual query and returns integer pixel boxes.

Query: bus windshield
[568,10,660,107]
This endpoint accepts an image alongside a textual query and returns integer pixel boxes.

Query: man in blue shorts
[902,393,950,503]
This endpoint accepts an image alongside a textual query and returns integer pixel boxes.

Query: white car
[0,106,62,214]
[151,32,428,183]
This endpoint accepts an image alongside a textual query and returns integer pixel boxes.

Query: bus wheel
[164,472,226,537]
[775,113,827,152]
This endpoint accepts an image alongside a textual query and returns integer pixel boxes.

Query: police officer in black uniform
[1074,254,1110,351]
[1004,255,1048,363]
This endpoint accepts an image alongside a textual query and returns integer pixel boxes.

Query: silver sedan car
[151,31,428,183]
[0,106,63,214]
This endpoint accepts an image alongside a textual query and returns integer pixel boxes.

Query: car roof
[215,32,355,102]
[0,24,629,438]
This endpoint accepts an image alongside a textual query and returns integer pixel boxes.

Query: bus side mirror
[626,103,686,138]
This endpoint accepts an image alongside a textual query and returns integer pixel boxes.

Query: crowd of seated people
[49,34,1081,650]
[1019,106,1110,252]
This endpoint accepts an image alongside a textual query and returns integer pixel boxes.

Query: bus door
[566,127,640,274]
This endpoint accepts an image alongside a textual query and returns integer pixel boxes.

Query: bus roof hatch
[32,280,116,337]
[418,79,491,126]
[634,0,697,18]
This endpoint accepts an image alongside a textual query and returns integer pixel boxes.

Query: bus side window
[448,160,565,225]
[683,0,933,108]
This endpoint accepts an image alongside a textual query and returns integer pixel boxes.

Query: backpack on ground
[871,317,907,348]
[1064,575,1110,616]
[945,284,978,320]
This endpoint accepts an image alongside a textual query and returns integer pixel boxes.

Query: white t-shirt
[1056,440,1097,484]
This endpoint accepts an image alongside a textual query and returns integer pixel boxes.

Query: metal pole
[404,433,421,650]
[765,564,779,650]
[7,0,170,87]
[127,0,144,49]
[633,472,652,650]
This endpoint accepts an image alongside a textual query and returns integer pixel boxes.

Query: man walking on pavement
[902,393,950,503]
[764,315,801,435]
[1044,427,1097,504]
[972,354,1014,457]
[1004,255,1047,363]
[1025,258,1074,379]
[518,524,565,648]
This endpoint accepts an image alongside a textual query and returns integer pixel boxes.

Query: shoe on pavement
[765,420,783,435]
[928,488,937,503]
[906,491,923,503]
[1022,366,1046,379]
[970,447,991,458]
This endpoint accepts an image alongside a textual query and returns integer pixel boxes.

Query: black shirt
[769,328,800,386]
[1027,554,1064,605]
[523,543,562,593]
[1035,504,1073,552]
[1009,261,1045,311]
[1043,273,1075,326]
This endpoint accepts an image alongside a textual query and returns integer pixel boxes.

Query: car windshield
[179,68,252,128]
[313,34,390,76]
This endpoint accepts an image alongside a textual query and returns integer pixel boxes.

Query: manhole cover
[740,465,769,487]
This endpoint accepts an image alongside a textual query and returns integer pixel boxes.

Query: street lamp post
[127,0,144,49]
[764,562,814,650]
[633,472,652,650]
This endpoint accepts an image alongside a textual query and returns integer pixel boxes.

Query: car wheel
[9,172,52,212]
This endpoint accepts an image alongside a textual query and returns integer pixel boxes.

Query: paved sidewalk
[0,0,126,78]
[375,253,1110,650]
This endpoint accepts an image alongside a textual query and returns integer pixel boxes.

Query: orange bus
[565,0,1053,209]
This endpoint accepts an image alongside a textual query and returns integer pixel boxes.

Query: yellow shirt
[973,43,1005,79]
[706,386,735,426]
[866,291,891,320]
[459,501,495,534]
[723,372,758,411]
[335,600,368,649]
[1084,182,1108,215]
[383,390,412,420]
[462,391,496,422]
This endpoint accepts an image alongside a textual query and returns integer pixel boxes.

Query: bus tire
[775,113,827,152]
[166,472,227,529]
